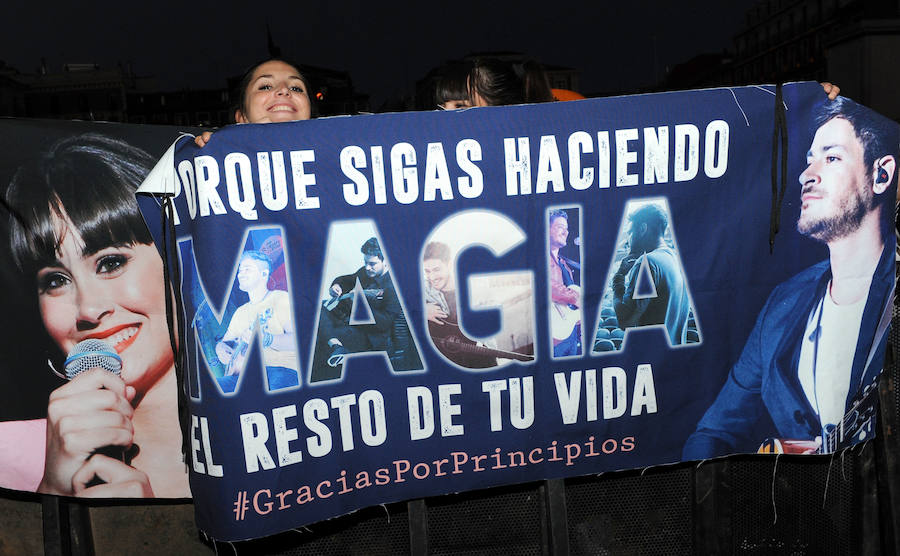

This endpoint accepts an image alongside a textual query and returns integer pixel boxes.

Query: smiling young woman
[3,134,189,498]
[194,58,314,148]
[235,59,312,124]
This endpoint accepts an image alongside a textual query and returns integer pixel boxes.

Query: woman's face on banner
[36,218,173,392]
[237,60,312,124]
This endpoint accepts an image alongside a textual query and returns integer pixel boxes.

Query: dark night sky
[1,1,761,106]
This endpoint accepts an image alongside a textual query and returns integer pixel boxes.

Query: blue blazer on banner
[684,243,894,458]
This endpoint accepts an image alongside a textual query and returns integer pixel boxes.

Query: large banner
[135,81,896,540]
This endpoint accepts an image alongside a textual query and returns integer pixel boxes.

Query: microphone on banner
[64,338,122,379]
[64,339,135,469]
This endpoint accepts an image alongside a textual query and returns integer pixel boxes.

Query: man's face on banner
[549,216,569,250]
[423,258,451,292]
[798,117,875,242]
[364,255,386,278]
[237,258,268,293]
[628,220,654,254]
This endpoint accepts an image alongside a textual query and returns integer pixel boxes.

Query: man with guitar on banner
[315,237,419,378]
[215,250,300,391]
[549,209,583,357]
[684,97,897,458]
[423,241,533,368]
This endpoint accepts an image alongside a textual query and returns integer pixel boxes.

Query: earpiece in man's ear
[877,167,889,184]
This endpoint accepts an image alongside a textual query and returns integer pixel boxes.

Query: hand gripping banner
[131,82,896,540]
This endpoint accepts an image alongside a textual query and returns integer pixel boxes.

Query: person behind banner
[4,134,190,497]
[464,75,838,108]
[194,58,314,147]
[466,57,555,107]
[215,250,299,391]
[423,241,498,368]
[683,97,897,459]
[611,203,691,345]
[548,210,582,357]
[316,237,415,373]
[435,61,474,110]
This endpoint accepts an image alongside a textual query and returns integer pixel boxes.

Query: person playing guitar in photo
[549,209,582,357]
[684,98,897,458]
[215,250,300,391]
[423,241,533,368]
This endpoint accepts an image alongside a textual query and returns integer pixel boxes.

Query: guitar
[322,288,385,321]
[434,331,535,362]
[550,285,581,342]
[758,382,878,455]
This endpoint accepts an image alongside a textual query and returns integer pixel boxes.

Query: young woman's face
[237,60,312,124]
[36,220,173,392]
[440,99,471,110]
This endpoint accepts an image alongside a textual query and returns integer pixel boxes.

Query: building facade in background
[660,0,900,120]
[0,59,369,126]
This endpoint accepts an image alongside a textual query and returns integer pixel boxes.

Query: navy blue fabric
[134,82,897,541]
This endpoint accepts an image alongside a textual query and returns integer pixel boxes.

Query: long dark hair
[467,58,554,107]
[434,61,473,107]
[6,133,154,278]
